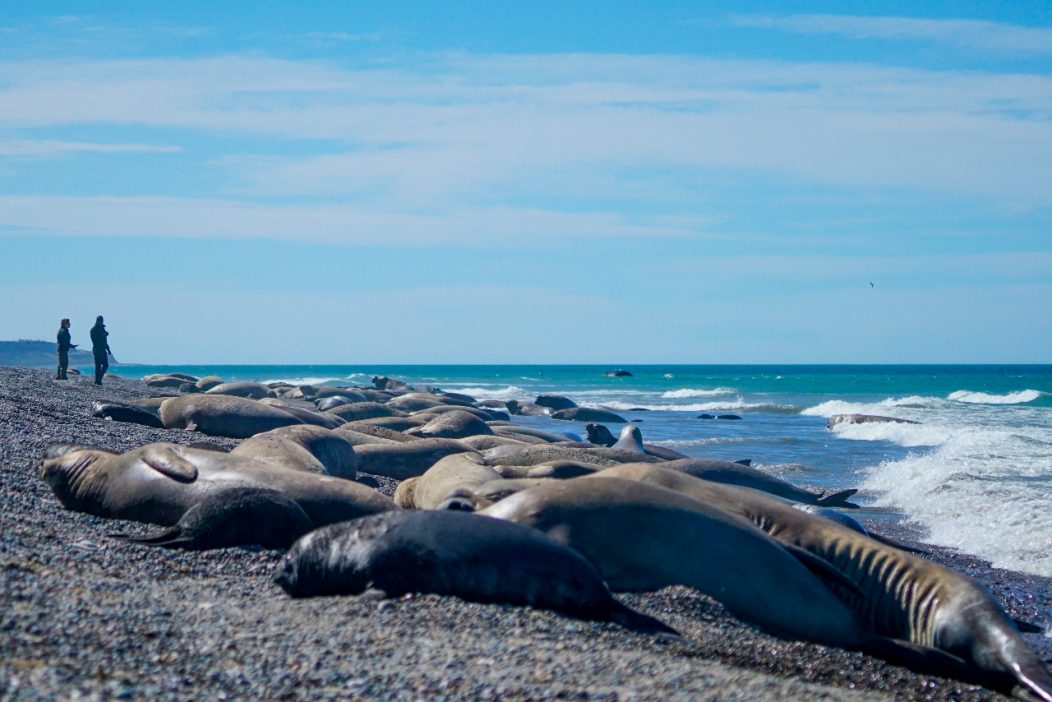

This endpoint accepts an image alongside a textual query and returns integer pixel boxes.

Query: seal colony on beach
[30,371,1052,702]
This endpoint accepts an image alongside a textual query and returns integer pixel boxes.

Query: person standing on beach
[56,318,77,380]
[90,316,112,385]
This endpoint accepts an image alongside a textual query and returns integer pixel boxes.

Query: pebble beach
[2,365,1050,701]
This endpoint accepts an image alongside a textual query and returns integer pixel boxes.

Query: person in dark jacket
[56,318,77,380]
[90,315,112,385]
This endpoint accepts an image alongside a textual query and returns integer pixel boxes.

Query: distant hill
[0,340,98,368]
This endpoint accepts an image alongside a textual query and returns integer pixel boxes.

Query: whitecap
[661,387,737,399]
[948,389,1043,405]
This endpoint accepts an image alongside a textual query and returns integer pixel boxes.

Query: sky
[1,1,1050,364]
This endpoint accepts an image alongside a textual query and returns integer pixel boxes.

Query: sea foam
[948,389,1043,404]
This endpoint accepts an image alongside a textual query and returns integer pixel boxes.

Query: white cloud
[0,51,1050,239]
[729,14,1052,55]
[0,195,706,244]
[0,139,181,157]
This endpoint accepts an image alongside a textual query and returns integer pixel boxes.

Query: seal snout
[274,555,298,594]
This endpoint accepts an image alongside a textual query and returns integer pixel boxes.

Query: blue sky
[1,1,1050,364]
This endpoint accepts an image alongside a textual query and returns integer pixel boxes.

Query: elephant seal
[372,376,413,392]
[90,400,164,428]
[551,407,628,423]
[535,394,577,411]
[205,381,273,399]
[41,442,395,547]
[609,424,688,460]
[353,439,478,480]
[230,425,358,479]
[656,458,859,507]
[314,395,355,411]
[406,410,493,440]
[828,413,920,429]
[458,435,529,451]
[326,402,406,422]
[111,486,313,550]
[494,460,604,480]
[275,510,678,637]
[194,375,224,392]
[492,426,572,444]
[258,398,345,429]
[481,443,662,468]
[480,478,874,649]
[160,394,301,439]
[585,464,1052,701]
[504,400,551,417]
[393,452,501,509]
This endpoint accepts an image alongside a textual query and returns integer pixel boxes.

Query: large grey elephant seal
[534,394,577,411]
[406,410,493,440]
[551,407,627,423]
[160,395,301,438]
[41,443,395,548]
[607,424,688,460]
[393,452,500,509]
[656,458,858,507]
[205,381,273,399]
[326,402,406,422]
[480,478,875,650]
[194,375,224,392]
[230,425,358,479]
[353,439,477,480]
[585,464,1052,701]
[274,510,678,637]
[257,398,345,429]
[482,443,662,468]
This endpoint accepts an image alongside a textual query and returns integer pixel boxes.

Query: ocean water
[112,363,1052,577]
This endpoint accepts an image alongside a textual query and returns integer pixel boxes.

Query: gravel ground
[2,365,1050,701]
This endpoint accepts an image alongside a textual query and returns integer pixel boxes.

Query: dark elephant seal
[205,381,273,399]
[551,407,628,423]
[111,486,313,550]
[353,439,478,480]
[656,458,859,507]
[91,400,164,428]
[274,510,678,637]
[160,395,301,439]
[480,478,874,649]
[230,425,358,479]
[406,410,493,440]
[41,442,395,548]
[586,463,1052,701]
[393,452,500,509]
[535,394,577,411]
[372,376,413,392]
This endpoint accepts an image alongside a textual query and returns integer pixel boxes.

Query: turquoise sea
[107,363,1052,577]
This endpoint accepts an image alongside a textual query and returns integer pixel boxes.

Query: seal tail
[817,488,860,509]
[606,602,683,640]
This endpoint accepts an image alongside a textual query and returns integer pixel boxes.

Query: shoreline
[2,366,1049,701]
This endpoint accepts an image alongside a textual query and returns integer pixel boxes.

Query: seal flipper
[781,543,864,597]
[817,488,860,509]
[110,487,314,550]
[1011,618,1045,635]
[139,446,198,482]
[606,601,683,640]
